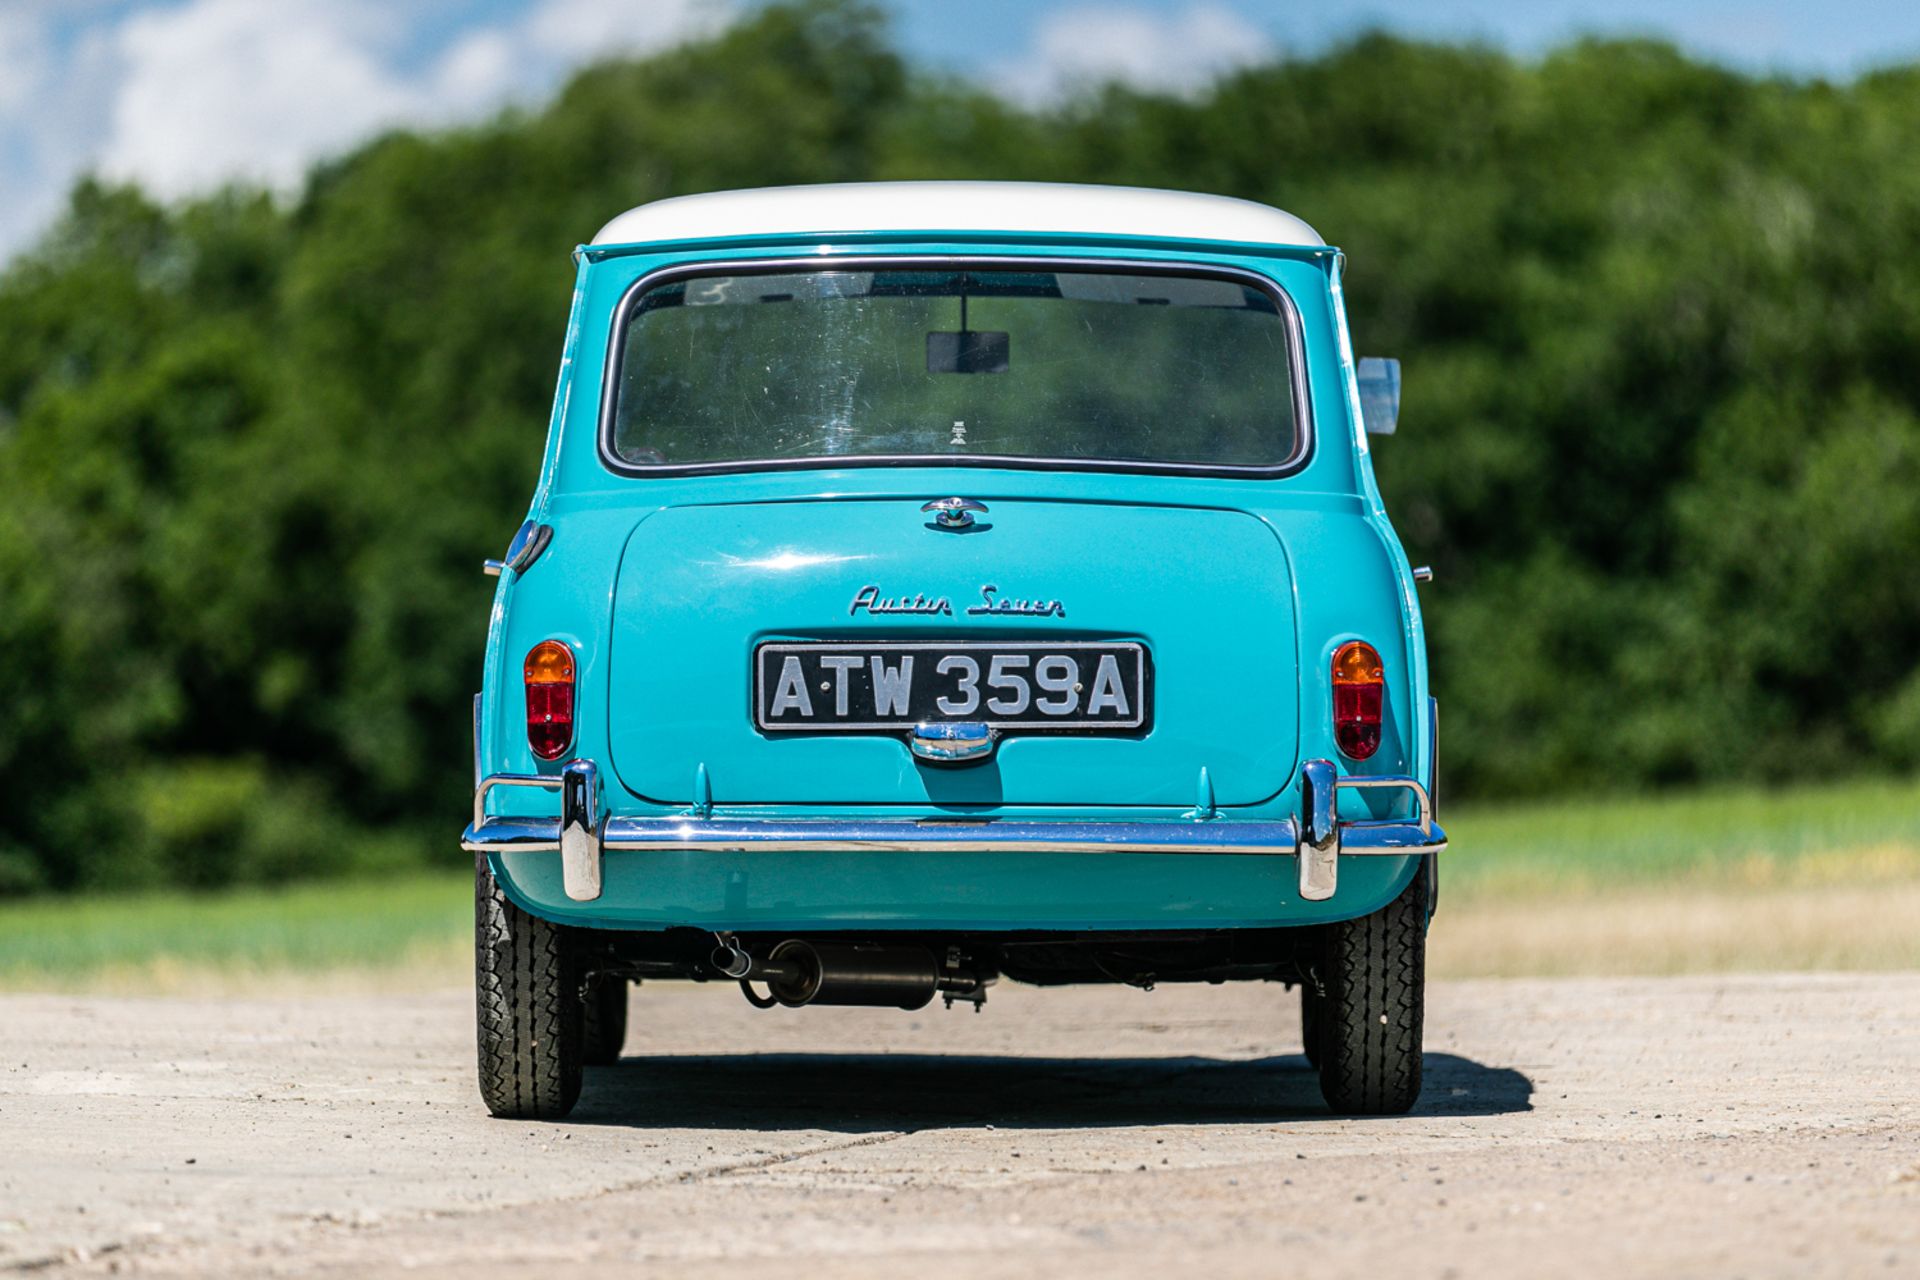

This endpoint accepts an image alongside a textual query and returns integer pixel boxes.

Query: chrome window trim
[595,254,1316,480]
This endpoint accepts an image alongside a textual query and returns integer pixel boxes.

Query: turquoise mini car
[464,181,1444,1119]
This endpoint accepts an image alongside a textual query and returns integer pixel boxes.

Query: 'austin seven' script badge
[849,584,1066,618]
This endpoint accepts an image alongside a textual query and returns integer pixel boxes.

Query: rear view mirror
[927,330,1010,374]
[1357,356,1400,435]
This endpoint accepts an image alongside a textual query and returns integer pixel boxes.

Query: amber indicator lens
[1331,640,1384,760]
[524,640,575,761]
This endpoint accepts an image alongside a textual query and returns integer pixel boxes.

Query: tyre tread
[580,975,629,1066]
[1316,871,1425,1114]
[474,854,582,1119]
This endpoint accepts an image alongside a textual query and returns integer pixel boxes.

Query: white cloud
[432,29,521,113]
[434,0,726,112]
[994,2,1275,105]
[0,0,726,262]
[98,0,419,197]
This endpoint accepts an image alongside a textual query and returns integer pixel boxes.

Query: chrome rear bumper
[462,758,1444,904]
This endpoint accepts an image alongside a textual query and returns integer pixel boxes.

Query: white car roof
[591,181,1324,249]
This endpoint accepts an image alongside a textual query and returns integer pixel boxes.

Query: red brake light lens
[1331,641,1384,760]
[524,640,575,761]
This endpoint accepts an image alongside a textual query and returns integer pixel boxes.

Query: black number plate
[754,641,1151,733]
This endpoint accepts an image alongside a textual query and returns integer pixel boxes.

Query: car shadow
[569,1051,1531,1131]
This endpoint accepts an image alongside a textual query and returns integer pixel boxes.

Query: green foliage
[2,1,1917,893]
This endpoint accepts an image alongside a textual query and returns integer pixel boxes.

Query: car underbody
[576,924,1330,1010]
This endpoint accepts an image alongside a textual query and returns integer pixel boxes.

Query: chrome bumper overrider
[463,758,1444,905]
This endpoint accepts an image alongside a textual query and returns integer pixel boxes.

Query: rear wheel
[1300,986,1324,1069]
[581,974,629,1066]
[1315,869,1426,1115]
[474,855,584,1119]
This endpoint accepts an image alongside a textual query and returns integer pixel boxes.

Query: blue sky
[4,0,1920,263]
[900,0,1920,79]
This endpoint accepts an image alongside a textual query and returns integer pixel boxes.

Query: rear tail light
[524,640,575,760]
[1331,641,1384,760]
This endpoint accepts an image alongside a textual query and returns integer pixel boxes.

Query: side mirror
[1357,356,1401,436]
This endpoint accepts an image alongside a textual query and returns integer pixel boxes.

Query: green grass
[1445,774,1920,898]
[1,775,1916,989]
[0,871,470,990]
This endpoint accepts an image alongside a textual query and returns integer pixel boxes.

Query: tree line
[3,0,1917,893]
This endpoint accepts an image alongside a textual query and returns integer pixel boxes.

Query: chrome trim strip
[601,816,1305,855]
[461,813,1443,859]
[595,255,1315,481]
[466,813,1301,856]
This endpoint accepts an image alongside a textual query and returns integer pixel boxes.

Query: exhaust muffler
[714,937,987,1010]
[762,940,939,1010]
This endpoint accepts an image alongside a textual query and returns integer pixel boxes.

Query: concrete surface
[2,973,1916,1276]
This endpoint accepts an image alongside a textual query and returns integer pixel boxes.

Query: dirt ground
[3,972,1917,1277]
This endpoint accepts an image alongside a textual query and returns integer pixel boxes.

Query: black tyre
[1300,986,1324,1069]
[474,855,583,1119]
[581,974,629,1066]
[1315,870,1426,1115]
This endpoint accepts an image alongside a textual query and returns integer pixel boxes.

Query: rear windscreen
[606,265,1304,472]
